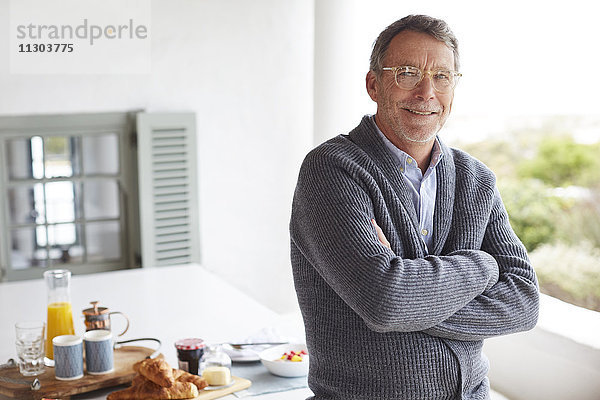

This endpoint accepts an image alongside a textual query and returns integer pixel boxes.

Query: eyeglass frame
[381,66,462,93]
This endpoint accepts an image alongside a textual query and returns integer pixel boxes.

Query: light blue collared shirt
[369,116,443,253]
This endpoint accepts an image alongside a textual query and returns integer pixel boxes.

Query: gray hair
[369,15,460,78]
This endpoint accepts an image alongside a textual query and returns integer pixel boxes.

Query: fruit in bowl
[259,343,309,377]
[280,349,307,362]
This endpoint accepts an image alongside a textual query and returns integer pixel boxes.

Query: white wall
[483,293,600,400]
[0,0,314,313]
[485,328,600,400]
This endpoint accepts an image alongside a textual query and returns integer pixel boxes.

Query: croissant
[133,358,175,388]
[106,380,198,400]
[172,368,208,390]
[108,358,209,399]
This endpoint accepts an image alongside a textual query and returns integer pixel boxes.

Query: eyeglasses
[382,66,462,94]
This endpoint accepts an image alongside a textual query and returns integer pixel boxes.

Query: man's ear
[366,70,379,102]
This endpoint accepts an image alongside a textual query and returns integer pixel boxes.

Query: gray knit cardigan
[290,116,539,400]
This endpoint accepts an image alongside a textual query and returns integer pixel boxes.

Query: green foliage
[518,137,600,187]
[45,136,70,156]
[530,243,600,312]
[456,123,600,310]
[551,190,600,249]
[498,179,566,251]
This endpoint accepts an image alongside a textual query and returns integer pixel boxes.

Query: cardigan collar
[347,115,456,255]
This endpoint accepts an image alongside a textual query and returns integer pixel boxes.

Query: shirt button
[407,158,413,164]
[399,167,404,172]
[421,229,428,236]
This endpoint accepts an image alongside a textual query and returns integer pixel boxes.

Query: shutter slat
[155,232,190,244]
[154,209,189,220]
[156,240,191,252]
[154,217,189,228]
[153,185,188,196]
[154,193,189,203]
[156,247,191,259]
[154,225,190,236]
[156,256,191,266]
[153,176,189,186]
[152,138,186,146]
[151,154,187,163]
[154,200,189,212]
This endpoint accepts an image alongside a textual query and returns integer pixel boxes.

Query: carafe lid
[82,300,109,316]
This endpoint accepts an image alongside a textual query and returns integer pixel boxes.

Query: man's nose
[413,74,436,100]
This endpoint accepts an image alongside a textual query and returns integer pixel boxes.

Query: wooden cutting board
[0,346,251,400]
[0,346,156,400]
[103,375,251,400]
[191,376,251,400]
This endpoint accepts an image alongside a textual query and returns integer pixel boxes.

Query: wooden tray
[0,346,251,400]
[0,346,156,400]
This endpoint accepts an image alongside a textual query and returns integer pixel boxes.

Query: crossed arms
[290,154,539,341]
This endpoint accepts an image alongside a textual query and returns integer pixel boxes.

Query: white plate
[222,344,267,362]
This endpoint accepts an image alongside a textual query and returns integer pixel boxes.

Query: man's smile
[403,108,438,116]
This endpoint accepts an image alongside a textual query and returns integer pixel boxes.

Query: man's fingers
[371,219,391,249]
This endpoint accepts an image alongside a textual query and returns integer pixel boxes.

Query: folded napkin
[231,361,308,397]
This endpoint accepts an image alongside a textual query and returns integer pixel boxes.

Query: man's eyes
[433,72,451,80]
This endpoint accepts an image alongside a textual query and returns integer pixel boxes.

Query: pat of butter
[202,366,231,386]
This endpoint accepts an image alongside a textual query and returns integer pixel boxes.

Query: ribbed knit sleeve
[424,186,539,341]
[291,141,501,333]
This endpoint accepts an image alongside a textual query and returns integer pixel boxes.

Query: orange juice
[45,302,75,359]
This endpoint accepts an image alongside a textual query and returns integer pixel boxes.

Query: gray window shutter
[136,113,200,267]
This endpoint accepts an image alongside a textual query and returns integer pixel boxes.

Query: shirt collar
[368,115,444,172]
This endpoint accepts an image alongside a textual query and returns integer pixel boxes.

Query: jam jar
[174,338,205,375]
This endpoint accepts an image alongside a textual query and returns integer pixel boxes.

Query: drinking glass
[15,321,46,376]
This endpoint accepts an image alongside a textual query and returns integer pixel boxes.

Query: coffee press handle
[109,311,130,336]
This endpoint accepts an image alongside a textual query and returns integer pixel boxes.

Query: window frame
[0,112,141,281]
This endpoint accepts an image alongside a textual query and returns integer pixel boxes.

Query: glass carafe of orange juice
[44,269,75,364]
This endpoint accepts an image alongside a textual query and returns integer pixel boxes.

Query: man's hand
[371,219,391,249]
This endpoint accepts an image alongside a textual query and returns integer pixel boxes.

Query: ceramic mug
[84,330,114,374]
[53,335,83,380]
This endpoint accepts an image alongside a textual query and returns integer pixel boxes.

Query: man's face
[367,30,456,146]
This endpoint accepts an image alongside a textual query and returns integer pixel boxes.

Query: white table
[0,264,312,399]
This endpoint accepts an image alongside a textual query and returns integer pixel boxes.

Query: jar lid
[175,338,205,350]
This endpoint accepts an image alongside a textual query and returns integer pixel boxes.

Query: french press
[82,301,130,337]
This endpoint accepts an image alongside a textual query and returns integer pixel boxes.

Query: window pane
[7,184,45,225]
[5,138,34,180]
[84,180,120,219]
[36,225,47,247]
[45,182,75,223]
[49,246,84,265]
[86,221,121,262]
[82,134,119,175]
[10,227,48,269]
[31,136,44,179]
[45,136,79,178]
[48,224,83,265]
[47,223,77,247]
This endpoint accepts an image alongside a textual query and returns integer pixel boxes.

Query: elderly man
[290,14,539,400]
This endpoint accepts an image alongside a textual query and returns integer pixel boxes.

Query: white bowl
[258,343,309,378]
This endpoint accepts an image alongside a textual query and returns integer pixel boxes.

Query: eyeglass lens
[394,66,457,93]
